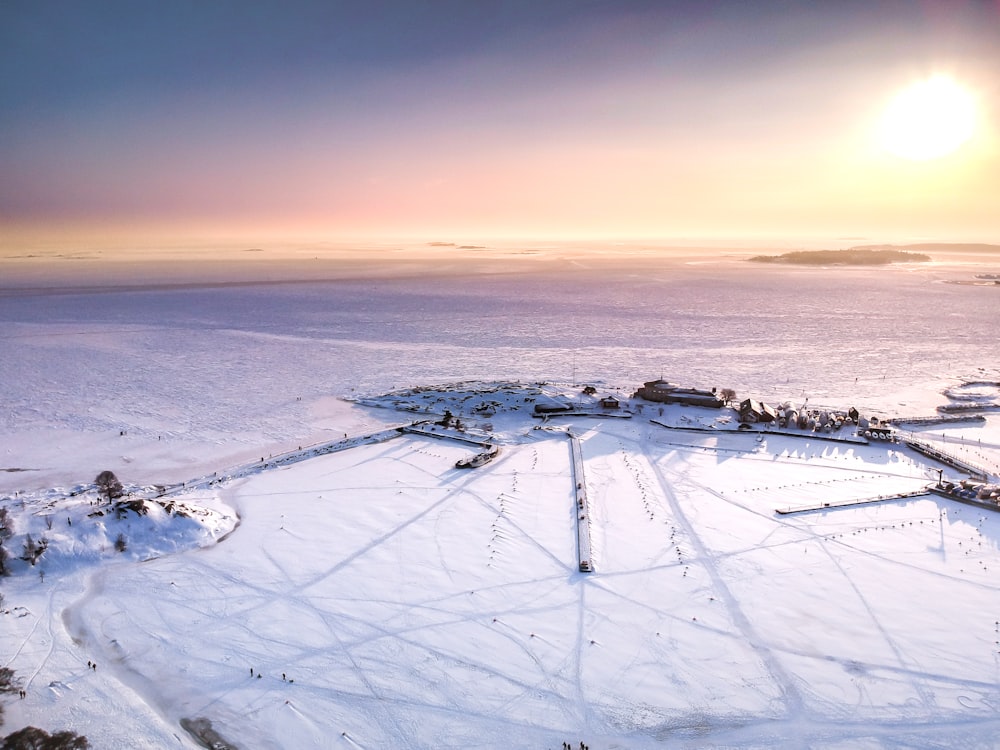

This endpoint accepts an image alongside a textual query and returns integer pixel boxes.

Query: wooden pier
[904,438,994,481]
[400,424,493,448]
[567,432,594,572]
[150,424,414,499]
[775,489,931,515]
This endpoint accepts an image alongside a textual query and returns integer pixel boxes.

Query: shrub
[1,726,90,749]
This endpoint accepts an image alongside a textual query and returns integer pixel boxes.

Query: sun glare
[880,76,976,161]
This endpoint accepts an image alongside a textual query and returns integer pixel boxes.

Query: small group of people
[250,667,293,683]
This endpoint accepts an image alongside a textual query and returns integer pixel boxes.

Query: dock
[649,419,869,445]
[149,425,412,498]
[140,420,505,503]
[567,432,594,572]
[400,424,493,448]
[927,486,1000,513]
[890,414,986,427]
[904,438,994,481]
[775,489,931,515]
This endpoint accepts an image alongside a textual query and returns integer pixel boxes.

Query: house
[634,379,675,402]
[739,399,777,423]
[600,395,620,410]
[634,380,724,408]
[532,395,574,415]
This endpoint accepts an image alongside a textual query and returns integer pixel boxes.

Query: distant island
[749,248,931,266]
[856,243,1000,254]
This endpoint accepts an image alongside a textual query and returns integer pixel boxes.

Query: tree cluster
[1,727,90,749]
[1,669,89,748]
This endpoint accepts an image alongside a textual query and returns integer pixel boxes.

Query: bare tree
[94,471,123,502]
[719,388,737,406]
[20,535,47,566]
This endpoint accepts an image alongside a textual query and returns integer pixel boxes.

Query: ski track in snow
[641,430,807,718]
[7,410,1000,748]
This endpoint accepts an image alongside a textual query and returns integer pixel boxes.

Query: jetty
[401,424,493,448]
[927,485,1000,512]
[150,425,410,499]
[567,431,594,573]
[890,414,985,427]
[775,489,930,515]
[904,437,994,482]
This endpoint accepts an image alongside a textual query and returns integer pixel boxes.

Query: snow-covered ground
[3,379,1000,749]
[2,255,1000,748]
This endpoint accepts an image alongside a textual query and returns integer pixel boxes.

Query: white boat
[455,447,499,469]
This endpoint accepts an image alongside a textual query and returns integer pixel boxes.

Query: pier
[904,438,994,482]
[148,425,411,499]
[400,424,494,448]
[927,485,1000,513]
[775,489,931,515]
[567,432,594,572]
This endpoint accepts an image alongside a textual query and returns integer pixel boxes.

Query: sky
[1,0,999,247]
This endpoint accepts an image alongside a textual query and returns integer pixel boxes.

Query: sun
[880,75,976,161]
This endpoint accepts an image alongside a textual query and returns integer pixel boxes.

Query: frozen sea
[2,245,1000,749]
[2,249,997,455]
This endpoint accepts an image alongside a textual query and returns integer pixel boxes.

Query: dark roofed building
[635,380,724,408]
[532,394,574,414]
[739,398,778,423]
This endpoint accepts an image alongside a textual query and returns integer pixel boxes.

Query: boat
[455,447,499,469]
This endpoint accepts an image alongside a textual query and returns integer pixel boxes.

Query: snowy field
[2,251,1000,749]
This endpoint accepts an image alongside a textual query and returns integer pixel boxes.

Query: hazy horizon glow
[2,1,999,248]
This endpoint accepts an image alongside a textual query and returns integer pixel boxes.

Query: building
[532,395,575,415]
[600,395,620,410]
[635,380,724,408]
[739,399,778,423]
